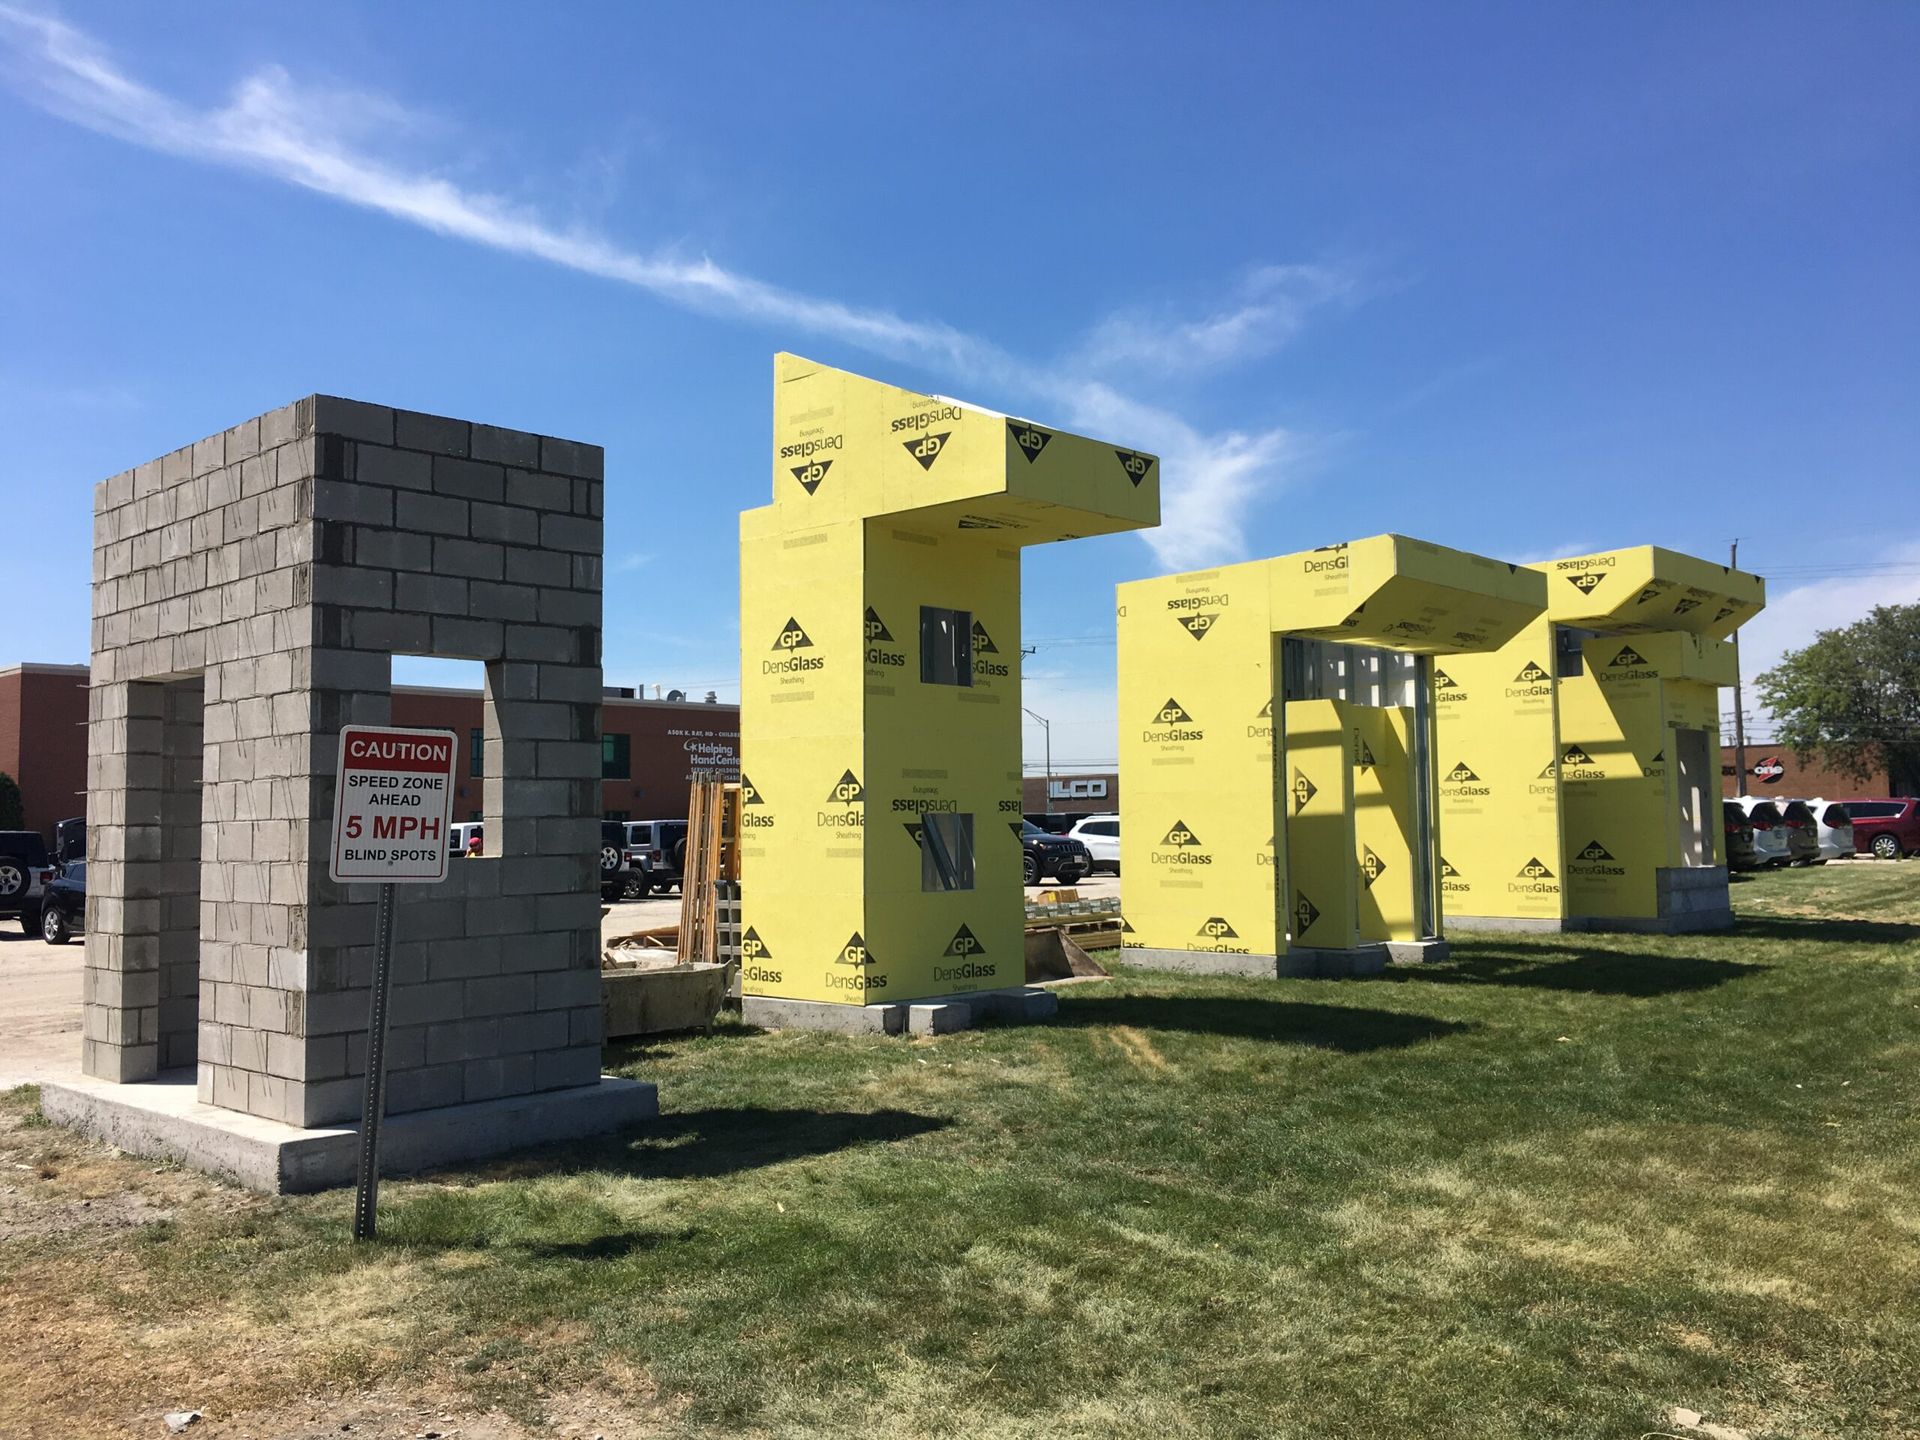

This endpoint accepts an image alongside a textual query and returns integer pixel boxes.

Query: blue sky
[2,2,1915,768]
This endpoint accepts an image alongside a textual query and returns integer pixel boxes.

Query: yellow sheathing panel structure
[1119,536,1547,974]
[1435,546,1763,932]
[1539,546,1764,637]
[743,355,1158,1012]
[1428,618,1566,923]
[1117,562,1279,960]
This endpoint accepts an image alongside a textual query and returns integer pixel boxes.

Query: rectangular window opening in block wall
[390,657,492,859]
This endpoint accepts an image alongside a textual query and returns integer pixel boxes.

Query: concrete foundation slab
[1450,915,1572,934]
[1121,946,1393,979]
[40,1071,657,1194]
[741,985,1058,1036]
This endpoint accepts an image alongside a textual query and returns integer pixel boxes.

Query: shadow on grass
[1728,916,1920,945]
[1051,995,1470,1051]
[1399,946,1764,996]
[542,1105,951,1182]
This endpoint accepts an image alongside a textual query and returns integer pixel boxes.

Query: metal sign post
[327,725,458,1243]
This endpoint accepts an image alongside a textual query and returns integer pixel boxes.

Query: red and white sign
[328,726,458,883]
[1751,756,1786,784]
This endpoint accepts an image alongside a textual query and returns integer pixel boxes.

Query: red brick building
[0,663,90,838]
[1720,743,1910,800]
[0,662,738,841]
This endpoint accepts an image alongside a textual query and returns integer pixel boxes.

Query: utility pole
[1023,707,1053,814]
[1731,539,1748,793]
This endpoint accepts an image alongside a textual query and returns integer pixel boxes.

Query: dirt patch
[0,1179,174,1241]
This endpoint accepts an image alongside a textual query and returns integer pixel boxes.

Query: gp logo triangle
[740,927,772,960]
[1197,916,1239,939]
[740,774,764,805]
[1563,744,1596,765]
[1577,840,1615,861]
[864,606,895,642]
[1567,572,1606,594]
[1433,669,1459,689]
[1611,645,1648,667]
[1291,768,1318,813]
[1354,737,1378,770]
[971,621,1000,654]
[790,458,831,495]
[1293,892,1321,935]
[1513,660,1549,684]
[835,933,875,967]
[903,432,950,470]
[943,924,986,958]
[902,821,925,847]
[1360,846,1387,887]
[1155,698,1194,724]
[772,618,813,651]
[826,770,864,804]
[1009,419,1053,462]
[1517,857,1556,879]
[1161,820,1201,848]
[1440,857,1461,878]
[1445,761,1479,783]
[1114,448,1155,486]
[1176,612,1217,640]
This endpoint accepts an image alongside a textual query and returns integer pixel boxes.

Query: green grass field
[4,862,1917,1438]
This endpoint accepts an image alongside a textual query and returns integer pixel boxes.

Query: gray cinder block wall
[86,396,607,1127]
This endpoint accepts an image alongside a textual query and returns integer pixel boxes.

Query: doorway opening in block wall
[125,674,204,1073]
[391,658,491,855]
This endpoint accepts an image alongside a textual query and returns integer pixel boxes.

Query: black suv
[0,831,55,929]
[623,820,690,894]
[1019,821,1091,886]
[600,821,643,901]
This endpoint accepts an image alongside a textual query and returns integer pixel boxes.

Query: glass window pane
[920,812,975,891]
[920,606,974,687]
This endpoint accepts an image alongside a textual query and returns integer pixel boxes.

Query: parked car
[35,860,85,944]
[0,831,54,929]
[1723,801,1759,871]
[1020,821,1091,886]
[1842,797,1920,860]
[623,820,689,894]
[1777,800,1822,866]
[1065,814,1120,874]
[449,821,483,857]
[52,816,86,865]
[1022,812,1080,836]
[1797,799,1856,863]
[1730,797,1792,867]
[600,821,638,901]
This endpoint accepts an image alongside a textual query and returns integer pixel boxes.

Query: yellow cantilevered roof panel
[768,353,1159,543]
[1271,534,1548,654]
[1532,546,1764,638]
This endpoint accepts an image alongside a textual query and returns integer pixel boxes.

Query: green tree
[1756,602,1920,786]
[0,771,21,831]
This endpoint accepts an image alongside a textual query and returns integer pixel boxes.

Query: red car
[1841,798,1920,860]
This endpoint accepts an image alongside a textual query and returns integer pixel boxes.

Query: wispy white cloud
[1073,263,1361,380]
[613,550,655,573]
[0,5,1345,571]
[1510,540,1599,567]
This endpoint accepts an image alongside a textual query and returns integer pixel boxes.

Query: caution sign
[328,726,458,883]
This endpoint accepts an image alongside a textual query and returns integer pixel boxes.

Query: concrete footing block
[1448,915,1573,934]
[40,1069,658,1194]
[1121,945,1392,979]
[741,985,1057,1036]
[1384,938,1451,964]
